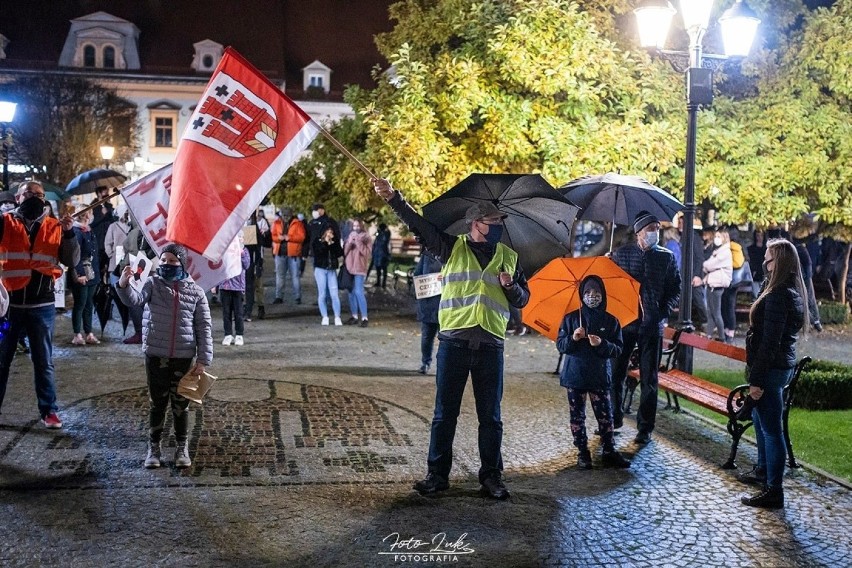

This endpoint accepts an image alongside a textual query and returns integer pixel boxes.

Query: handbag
[177,370,218,404]
[74,256,95,281]
[730,260,753,287]
[338,262,354,291]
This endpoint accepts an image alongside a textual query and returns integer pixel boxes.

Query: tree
[0,74,140,186]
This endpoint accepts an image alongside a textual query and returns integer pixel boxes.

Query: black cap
[311,203,324,211]
[633,210,660,233]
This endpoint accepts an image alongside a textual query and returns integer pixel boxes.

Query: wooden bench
[627,328,811,470]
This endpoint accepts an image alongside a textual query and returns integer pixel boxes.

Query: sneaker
[144,442,162,469]
[741,486,784,509]
[601,450,631,468]
[71,334,85,346]
[321,317,330,326]
[360,319,369,328]
[577,449,593,470]
[334,317,343,326]
[273,298,284,304]
[234,335,244,346]
[244,316,253,323]
[345,316,359,325]
[736,466,767,486]
[813,321,823,332]
[480,476,510,500]
[418,364,429,375]
[175,442,192,468]
[222,335,234,346]
[84,333,100,345]
[257,306,266,320]
[42,412,63,429]
[413,472,449,495]
[634,432,651,444]
[123,333,142,345]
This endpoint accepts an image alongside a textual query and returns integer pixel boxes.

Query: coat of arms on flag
[167,47,320,261]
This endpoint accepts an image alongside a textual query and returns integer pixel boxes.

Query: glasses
[23,190,46,200]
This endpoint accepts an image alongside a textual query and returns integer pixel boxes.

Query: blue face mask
[484,224,503,246]
[158,265,186,282]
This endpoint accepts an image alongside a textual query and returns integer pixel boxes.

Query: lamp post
[100,145,115,169]
[634,0,759,372]
[0,101,17,191]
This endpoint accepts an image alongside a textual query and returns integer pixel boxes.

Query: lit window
[103,46,115,68]
[83,45,96,67]
[309,75,324,88]
[154,117,174,147]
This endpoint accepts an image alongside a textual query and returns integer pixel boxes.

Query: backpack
[730,241,745,269]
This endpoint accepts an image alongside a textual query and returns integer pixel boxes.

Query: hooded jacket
[556,275,623,391]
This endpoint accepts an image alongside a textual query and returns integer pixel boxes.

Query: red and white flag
[167,47,320,260]
[120,164,243,291]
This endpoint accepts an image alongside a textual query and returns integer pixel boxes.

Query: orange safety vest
[0,214,64,291]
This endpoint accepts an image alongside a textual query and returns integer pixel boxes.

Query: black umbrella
[421,173,579,276]
[559,172,684,251]
[66,169,127,196]
[111,284,131,333]
[93,280,113,337]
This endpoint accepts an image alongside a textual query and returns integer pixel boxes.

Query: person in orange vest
[0,181,79,429]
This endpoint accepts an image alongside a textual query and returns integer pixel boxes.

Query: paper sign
[242,225,258,246]
[414,273,443,299]
[54,266,66,309]
[128,252,153,294]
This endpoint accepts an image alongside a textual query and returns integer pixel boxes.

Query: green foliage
[818,301,850,325]
[795,359,852,410]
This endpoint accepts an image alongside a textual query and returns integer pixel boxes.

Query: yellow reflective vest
[439,235,518,339]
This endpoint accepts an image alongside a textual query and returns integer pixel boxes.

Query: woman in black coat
[739,238,807,509]
[556,275,630,470]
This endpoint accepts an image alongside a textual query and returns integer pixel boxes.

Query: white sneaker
[321,317,329,326]
[334,317,343,326]
[222,335,233,346]
[234,335,244,346]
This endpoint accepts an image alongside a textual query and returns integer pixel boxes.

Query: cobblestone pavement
[1,284,850,567]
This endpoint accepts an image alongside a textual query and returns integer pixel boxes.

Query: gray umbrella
[421,173,579,276]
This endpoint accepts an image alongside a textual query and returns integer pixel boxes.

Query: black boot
[258,305,266,320]
[601,450,631,469]
[577,448,593,470]
[413,472,449,495]
[741,486,784,509]
[736,466,766,485]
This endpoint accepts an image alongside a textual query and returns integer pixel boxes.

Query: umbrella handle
[71,189,121,218]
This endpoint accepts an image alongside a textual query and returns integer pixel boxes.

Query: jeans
[611,326,639,426]
[706,286,725,340]
[636,332,663,436]
[428,339,504,483]
[71,283,96,334]
[274,255,301,301]
[145,355,193,443]
[0,305,59,418]
[420,322,439,368]
[347,274,368,319]
[752,368,792,489]
[220,289,244,336]
[314,267,341,318]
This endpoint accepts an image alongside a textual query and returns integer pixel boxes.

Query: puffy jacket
[103,220,130,274]
[286,216,306,257]
[703,243,733,288]
[271,217,286,256]
[556,275,623,390]
[344,230,372,275]
[746,277,804,387]
[611,242,680,335]
[116,275,213,365]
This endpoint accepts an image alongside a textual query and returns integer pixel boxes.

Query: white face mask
[0,203,15,213]
[583,291,602,309]
[311,211,320,220]
[643,231,659,248]
[713,236,723,246]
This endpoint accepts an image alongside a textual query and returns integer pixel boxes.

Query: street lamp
[100,145,115,169]
[634,0,759,372]
[0,101,17,192]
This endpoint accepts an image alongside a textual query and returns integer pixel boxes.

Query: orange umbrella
[522,256,640,341]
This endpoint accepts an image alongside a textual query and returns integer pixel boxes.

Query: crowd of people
[0,178,830,509]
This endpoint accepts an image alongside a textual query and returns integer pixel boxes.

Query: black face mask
[18,196,46,220]
[158,265,186,282]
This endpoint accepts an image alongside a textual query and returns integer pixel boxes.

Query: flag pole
[71,189,122,219]
[312,121,377,180]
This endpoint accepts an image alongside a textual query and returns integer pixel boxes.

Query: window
[202,54,214,69]
[309,75,324,88]
[103,46,115,68]
[154,117,174,148]
[83,45,96,67]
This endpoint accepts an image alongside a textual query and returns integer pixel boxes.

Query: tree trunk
[840,242,851,307]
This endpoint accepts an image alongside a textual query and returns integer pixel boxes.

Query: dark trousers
[721,286,738,333]
[220,290,244,336]
[752,368,793,489]
[611,327,639,426]
[692,284,708,325]
[636,332,663,436]
[375,264,388,288]
[70,283,96,334]
[567,388,615,453]
[245,266,256,316]
[145,355,192,444]
[420,322,439,367]
[428,340,504,483]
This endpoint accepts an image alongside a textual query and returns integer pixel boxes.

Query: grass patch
[673,368,852,483]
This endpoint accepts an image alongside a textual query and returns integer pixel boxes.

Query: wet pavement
[1,278,850,567]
